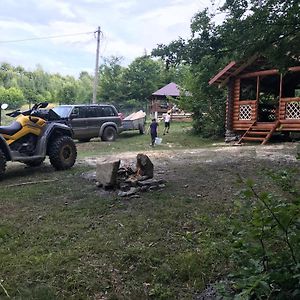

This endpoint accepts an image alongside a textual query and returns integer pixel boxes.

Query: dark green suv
[52,104,123,142]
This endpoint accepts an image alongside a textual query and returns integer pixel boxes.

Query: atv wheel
[101,126,117,142]
[24,158,45,167]
[49,136,77,170]
[0,149,6,179]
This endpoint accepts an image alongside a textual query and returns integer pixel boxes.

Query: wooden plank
[237,100,256,105]
[251,126,274,130]
[289,66,300,72]
[233,119,254,123]
[247,131,269,136]
[234,127,252,130]
[240,67,300,79]
[209,61,236,85]
[233,122,252,125]
[233,122,253,125]
[243,137,265,141]
[280,97,300,102]
[237,121,257,144]
[220,55,259,87]
[261,121,279,145]
[233,121,255,124]
[239,69,279,78]
[234,125,250,128]
[279,123,300,127]
[280,127,300,131]
[280,119,300,124]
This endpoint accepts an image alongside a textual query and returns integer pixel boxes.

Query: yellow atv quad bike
[0,102,77,179]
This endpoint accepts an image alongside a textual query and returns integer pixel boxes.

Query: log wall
[232,79,257,130]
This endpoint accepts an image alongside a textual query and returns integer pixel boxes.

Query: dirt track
[83,143,300,203]
[83,143,299,165]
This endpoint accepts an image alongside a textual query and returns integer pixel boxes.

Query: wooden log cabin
[209,57,300,144]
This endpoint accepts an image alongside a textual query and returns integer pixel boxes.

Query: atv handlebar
[6,102,49,118]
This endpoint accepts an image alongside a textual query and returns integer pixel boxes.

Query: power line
[0,31,94,44]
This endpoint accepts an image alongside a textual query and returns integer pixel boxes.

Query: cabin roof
[209,55,263,87]
[152,82,180,97]
[209,55,300,88]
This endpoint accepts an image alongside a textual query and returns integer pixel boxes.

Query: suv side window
[86,106,98,118]
[96,106,104,117]
[103,106,115,117]
[71,107,86,118]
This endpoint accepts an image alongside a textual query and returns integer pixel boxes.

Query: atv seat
[0,121,22,136]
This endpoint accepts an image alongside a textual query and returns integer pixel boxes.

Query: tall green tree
[77,71,93,104]
[98,56,126,108]
[0,87,25,109]
[220,0,300,68]
[123,55,164,111]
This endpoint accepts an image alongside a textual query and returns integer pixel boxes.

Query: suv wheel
[49,136,77,170]
[0,149,6,179]
[101,126,117,142]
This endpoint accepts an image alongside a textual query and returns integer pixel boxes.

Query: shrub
[224,175,300,299]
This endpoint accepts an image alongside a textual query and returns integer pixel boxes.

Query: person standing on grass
[149,118,158,146]
[163,112,171,135]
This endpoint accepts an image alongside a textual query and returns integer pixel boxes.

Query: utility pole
[92,26,101,104]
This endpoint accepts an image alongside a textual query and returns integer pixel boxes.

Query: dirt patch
[81,143,300,203]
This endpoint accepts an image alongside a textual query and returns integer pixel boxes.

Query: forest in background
[0,57,187,114]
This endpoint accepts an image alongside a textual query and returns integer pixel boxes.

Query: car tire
[101,126,117,142]
[24,158,45,167]
[0,149,6,179]
[49,136,77,170]
[139,124,145,135]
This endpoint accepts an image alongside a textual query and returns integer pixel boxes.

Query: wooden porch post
[226,78,234,131]
[225,77,237,142]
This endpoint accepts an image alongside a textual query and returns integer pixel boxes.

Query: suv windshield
[52,106,73,118]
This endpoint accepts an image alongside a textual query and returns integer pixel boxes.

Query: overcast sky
[0,0,221,76]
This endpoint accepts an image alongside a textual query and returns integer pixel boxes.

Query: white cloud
[36,0,76,19]
[0,19,40,36]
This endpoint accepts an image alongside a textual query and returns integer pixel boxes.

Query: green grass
[0,116,298,299]
[0,121,230,299]
[0,165,231,299]
[76,121,221,157]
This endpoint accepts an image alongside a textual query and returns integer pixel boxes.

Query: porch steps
[238,121,280,145]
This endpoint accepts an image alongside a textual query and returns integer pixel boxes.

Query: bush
[223,174,300,299]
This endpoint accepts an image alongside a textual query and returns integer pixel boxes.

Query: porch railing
[279,97,300,120]
[237,100,256,121]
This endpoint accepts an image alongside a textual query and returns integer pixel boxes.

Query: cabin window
[282,72,300,98]
[240,77,257,100]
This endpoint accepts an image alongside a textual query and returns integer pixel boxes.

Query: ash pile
[95,153,166,197]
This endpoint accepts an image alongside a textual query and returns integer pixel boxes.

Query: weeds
[223,171,300,299]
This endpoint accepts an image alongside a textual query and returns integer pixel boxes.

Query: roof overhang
[209,55,259,88]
